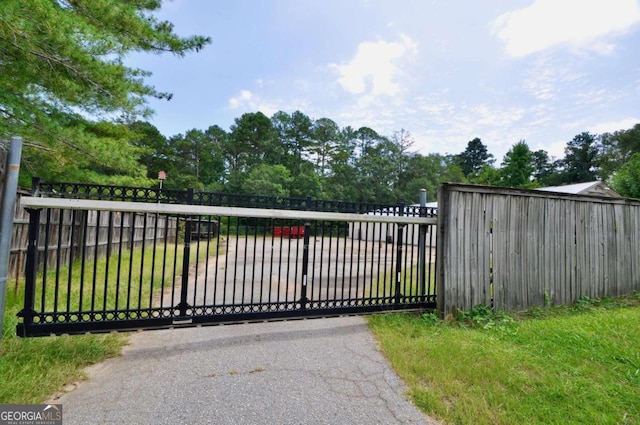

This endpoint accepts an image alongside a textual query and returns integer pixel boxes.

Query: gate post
[17,179,42,336]
[417,189,427,302]
[299,196,312,309]
[395,203,405,305]
[436,185,447,318]
[177,188,194,316]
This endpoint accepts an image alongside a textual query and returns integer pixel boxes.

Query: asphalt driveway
[51,316,438,425]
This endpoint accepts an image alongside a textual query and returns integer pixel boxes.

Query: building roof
[411,182,620,211]
[398,181,620,213]
[536,181,621,197]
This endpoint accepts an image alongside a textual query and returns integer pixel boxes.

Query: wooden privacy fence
[8,191,177,285]
[437,183,640,315]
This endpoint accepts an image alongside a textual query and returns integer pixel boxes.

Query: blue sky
[127,0,640,162]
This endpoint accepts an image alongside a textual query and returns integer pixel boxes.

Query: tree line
[128,112,459,204]
[38,110,637,204]
[459,126,640,198]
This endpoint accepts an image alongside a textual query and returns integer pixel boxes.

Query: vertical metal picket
[418,189,428,301]
[16,178,42,335]
[178,188,194,316]
[17,207,41,333]
[299,196,312,310]
[395,203,405,305]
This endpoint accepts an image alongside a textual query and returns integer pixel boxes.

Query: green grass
[1,286,126,403]
[34,244,182,313]
[1,241,213,403]
[374,262,437,298]
[369,295,640,425]
[32,240,214,315]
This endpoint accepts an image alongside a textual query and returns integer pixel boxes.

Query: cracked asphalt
[52,317,439,424]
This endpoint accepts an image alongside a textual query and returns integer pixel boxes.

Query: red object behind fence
[273,226,305,239]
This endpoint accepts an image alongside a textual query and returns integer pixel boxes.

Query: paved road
[159,235,435,309]
[186,236,401,306]
[52,317,438,425]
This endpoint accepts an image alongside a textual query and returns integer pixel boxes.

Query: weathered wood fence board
[437,183,640,315]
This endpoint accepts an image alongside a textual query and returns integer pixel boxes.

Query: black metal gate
[17,180,437,337]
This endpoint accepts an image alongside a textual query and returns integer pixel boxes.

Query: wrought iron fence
[17,180,437,336]
[33,179,438,215]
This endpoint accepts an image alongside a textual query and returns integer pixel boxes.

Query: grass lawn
[1,286,126,403]
[369,295,640,425]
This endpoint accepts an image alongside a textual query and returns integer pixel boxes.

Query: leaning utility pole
[0,137,23,338]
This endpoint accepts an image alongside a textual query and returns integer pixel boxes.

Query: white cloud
[493,0,640,57]
[534,140,567,159]
[375,94,535,160]
[330,34,417,96]
[471,104,525,127]
[419,101,456,125]
[227,89,279,117]
[588,117,640,134]
[228,90,254,109]
[522,57,584,101]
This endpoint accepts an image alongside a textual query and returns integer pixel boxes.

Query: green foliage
[34,244,184,313]
[599,124,640,181]
[289,162,323,198]
[421,311,442,325]
[571,295,624,312]
[324,125,418,203]
[455,304,514,330]
[531,149,561,186]
[242,164,293,197]
[19,120,154,186]
[355,137,402,202]
[473,164,502,185]
[231,111,279,166]
[561,131,600,183]
[20,93,639,202]
[164,128,225,190]
[271,110,314,174]
[310,117,340,178]
[500,140,536,188]
[456,137,495,178]
[0,0,209,184]
[135,121,521,198]
[225,112,278,191]
[612,152,640,198]
[396,153,465,202]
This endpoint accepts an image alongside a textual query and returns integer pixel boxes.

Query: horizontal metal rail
[20,197,437,225]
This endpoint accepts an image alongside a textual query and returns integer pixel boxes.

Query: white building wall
[348,221,437,247]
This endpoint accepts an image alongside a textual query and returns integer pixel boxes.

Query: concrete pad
[52,316,438,424]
